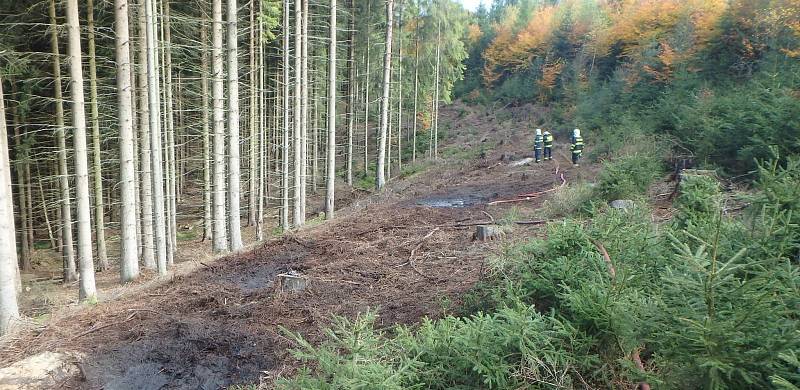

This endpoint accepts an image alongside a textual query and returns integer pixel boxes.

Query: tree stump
[277,271,308,292]
[473,225,504,242]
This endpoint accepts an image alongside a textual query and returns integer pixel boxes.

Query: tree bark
[212,0,229,252]
[299,0,309,223]
[201,18,212,243]
[11,99,30,272]
[248,0,258,228]
[145,0,168,273]
[228,0,244,251]
[163,0,178,265]
[86,0,108,272]
[49,0,78,282]
[292,0,303,227]
[0,74,20,334]
[66,0,98,301]
[115,0,139,283]
[363,0,371,178]
[412,18,419,162]
[376,0,394,190]
[256,6,266,240]
[346,0,355,186]
[137,0,156,270]
[325,0,337,219]
[396,0,404,172]
[433,19,441,159]
[281,0,290,231]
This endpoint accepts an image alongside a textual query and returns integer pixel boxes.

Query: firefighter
[570,128,584,166]
[543,130,554,161]
[534,129,544,163]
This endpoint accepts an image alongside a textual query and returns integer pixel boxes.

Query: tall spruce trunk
[299,0,309,223]
[66,0,98,300]
[433,20,441,159]
[281,0,290,231]
[256,7,266,240]
[11,103,30,272]
[248,1,258,227]
[137,0,156,269]
[49,0,78,282]
[363,0,371,177]
[163,0,178,264]
[412,20,419,162]
[396,1,404,172]
[115,0,139,282]
[86,0,108,271]
[325,0,337,219]
[0,74,20,334]
[292,0,303,227]
[211,0,229,252]
[201,19,212,242]
[227,0,244,251]
[129,6,142,261]
[346,0,355,186]
[376,0,394,190]
[145,0,168,273]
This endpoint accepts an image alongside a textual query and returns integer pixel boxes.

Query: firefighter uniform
[570,129,584,166]
[543,131,554,161]
[534,129,544,163]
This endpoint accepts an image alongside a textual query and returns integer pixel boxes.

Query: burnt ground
[0,102,585,389]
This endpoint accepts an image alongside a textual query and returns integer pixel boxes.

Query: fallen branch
[396,228,440,280]
[70,312,136,340]
[514,220,548,225]
[589,239,616,279]
[487,173,567,205]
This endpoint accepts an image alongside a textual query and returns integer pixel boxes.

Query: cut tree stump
[473,225,504,241]
[277,271,308,292]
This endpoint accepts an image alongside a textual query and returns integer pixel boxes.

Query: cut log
[473,225,505,241]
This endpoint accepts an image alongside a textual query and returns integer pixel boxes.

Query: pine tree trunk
[37,173,57,251]
[412,20,419,162]
[145,0,168,274]
[346,0,355,187]
[200,18,212,243]
[256,7,266,240]
[325,0,337,219]
[129,7,142,261]
[115,0,139,283]
[376,0,394,190]
[0,74,20,334]
[433,20,441,159]
[281,0,291,231]
[211,0,229,252]
[86,0,108,272]
[396,1,404,172]
[292,0,303,227]
[299,0,309,223]
[11,106,31,272]
[49,0,78,282]
[138,0,156,270]
[363,0,371,178]
[66,0,98,301]
[162,0,177,266]
[227,0,244,251]
[248,1,258,227]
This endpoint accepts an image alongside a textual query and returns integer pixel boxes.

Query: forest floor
[0,102,595,389]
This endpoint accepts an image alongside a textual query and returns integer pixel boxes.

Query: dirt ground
[0,102,585,389]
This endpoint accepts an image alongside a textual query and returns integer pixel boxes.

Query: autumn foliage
[476,0,799,92]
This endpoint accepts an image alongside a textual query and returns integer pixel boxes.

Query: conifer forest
[0,0,799,388]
